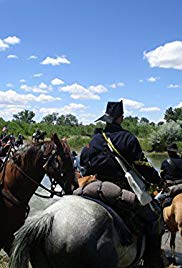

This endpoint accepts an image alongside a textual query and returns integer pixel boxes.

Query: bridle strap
[14,164,64,197]
[0,143,14,187]
[1,189,30,217]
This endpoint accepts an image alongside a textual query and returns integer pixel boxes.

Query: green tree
[122,116,139,135]
[164,107,182,122]
[56,114,79,126]
[41,113,58,124]
[56,115,66,125]
[140,117,149,124]
[149,121,181,151]
[65,114,78,126]
[13,109,35,124]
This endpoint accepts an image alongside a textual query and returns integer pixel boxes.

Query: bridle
[0,141,67,215]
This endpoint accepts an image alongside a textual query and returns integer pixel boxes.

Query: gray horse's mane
[9,212,54,268]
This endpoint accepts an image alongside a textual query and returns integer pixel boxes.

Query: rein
[0,143,14,187]
[14,164,64,198]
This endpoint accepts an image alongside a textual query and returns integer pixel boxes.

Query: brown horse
[163,193,182,263]
[0,133,75,255]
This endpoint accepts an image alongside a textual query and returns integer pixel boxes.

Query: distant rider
[160,143,182,206]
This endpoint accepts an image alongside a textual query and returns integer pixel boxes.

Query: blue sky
[0,0,182,124]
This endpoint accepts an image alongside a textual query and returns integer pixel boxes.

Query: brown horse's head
[42,133,75,194]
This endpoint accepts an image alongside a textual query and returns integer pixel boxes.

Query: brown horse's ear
[52,133,65,157]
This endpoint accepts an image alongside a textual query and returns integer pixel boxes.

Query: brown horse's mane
[11,139,71,169]
[9,142,47,172]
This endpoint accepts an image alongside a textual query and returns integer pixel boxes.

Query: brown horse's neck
[2,158,45,206]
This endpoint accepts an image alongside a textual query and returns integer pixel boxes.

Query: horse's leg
[3,234,15,256]
[170,231,176,264]
[29,246,51,268]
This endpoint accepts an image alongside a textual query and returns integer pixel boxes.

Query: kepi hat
[95,100,123,123]
[167,143,178,152]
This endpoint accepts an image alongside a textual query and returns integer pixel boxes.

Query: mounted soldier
[160,143,182,206]
[79,100,165,268]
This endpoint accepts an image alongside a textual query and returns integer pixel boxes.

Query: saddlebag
[73,180,136,207]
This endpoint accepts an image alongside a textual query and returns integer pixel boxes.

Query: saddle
[74,176,144,237]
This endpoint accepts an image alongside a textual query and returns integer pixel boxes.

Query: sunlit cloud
[168,84,181,88]
[147,76,160,82]
[0,90,61,104]
[140,107,160,112]
[20,83,52,93]
[109,82,125,88]
[144,41,182,70]
[39,103,86,115]
[28,55,38,60]
[59,83,103,100]
[33,73,43,77]
[6,83,14,88]
[121,98,144,109]
[41,56,71,66]
[51,78,64,85]
[0,39,9,51]
[89,85,108,93]
[175,102,182,108]
[19,79,26,83]
[0,104,27,120]
[0,36,20,52]
[3,36,20,45]
[7,54,18,59]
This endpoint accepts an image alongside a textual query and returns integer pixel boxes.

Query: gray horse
[9,195,145,268]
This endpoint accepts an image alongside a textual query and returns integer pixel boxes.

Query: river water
[29,153,167,216]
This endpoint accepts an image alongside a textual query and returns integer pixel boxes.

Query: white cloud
[140,107,160,112]
[51,78,64,86]
[139,79,143,83]
[121,98,144,109]
[20,83,52,93]
[59,83,101,100]
[19,79,26,83]
[20,84,47,94]
[0,104,27,120]
[168,84,181,88]
[147,76,160,83]
[0,35,20,52]
[0,90,60,104]
[41,56,71,66]
[0,39,9,51]
[109,82,125,88]
[33,73,43,77]
[39,103,86,115]
[28,55,38,60]
[3,36,20,45]
[144,41,182,70]
[7,54,18,59]
[6,83,14,88]
[175,102,182,108]
[89,85,108,93]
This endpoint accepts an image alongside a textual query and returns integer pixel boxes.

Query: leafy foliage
[164,107,182,122]
[13,110,35,124]
[148,121,182,151]
[1,107,182,151]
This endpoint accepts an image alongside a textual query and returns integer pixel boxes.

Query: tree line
[0,106,182,152]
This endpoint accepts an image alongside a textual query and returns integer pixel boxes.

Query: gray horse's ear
[51,133,65,158]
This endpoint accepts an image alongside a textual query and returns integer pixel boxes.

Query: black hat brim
[95,114,113,124]
[167,148,178,152]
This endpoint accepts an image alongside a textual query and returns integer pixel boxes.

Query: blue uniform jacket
[86,124,161,186]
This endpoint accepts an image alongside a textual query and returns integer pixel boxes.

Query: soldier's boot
[143,234,165,268]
